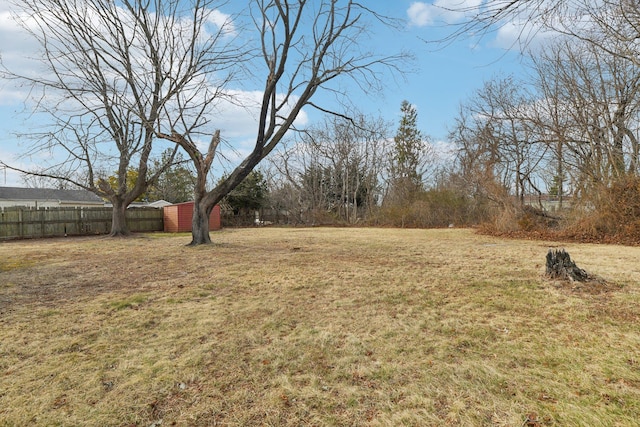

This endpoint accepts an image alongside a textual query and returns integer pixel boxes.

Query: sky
[0,0,526,187]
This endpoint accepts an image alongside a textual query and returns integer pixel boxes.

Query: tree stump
[545,249,591,282]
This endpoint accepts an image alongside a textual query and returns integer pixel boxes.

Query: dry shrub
[305,208,344,226]
[563,176,640,244]
[518,206,561,231]
[481,205,520,234]
[419,189,479,226]
[372,203,427,228]
[375,189,483,228]
[478,202,564,239]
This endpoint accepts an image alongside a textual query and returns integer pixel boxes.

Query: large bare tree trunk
[190,200,212,245]
[110,200,130,237]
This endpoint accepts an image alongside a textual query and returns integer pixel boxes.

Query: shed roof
[0,186,103,204]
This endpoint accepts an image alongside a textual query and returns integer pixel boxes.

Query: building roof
[148,200,172,208]
[0,186,104,204]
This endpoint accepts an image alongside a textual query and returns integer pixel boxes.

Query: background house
[148,200,172,208]
[0,186,104,209]
[113,199,173,209]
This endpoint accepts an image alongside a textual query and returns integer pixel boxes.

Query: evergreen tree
[147,151,195,203]
[225,170,268,215]
[105,150,196,204]
[388,101,427,203]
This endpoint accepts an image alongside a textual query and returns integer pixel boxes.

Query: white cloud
[0,2,240,105]
[408,0,483,27]
[0,0,13,14]
[0,2,55,105]
[174,86,308,151]
[490,19,555,51]
[207,9,236,36]
[492,21,523,49]
[0,88,28,106]
[407,0,557,53]
[431,138,456,160]
[407,2,434,27]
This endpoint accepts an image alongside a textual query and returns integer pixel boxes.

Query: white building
[0,186,105,209]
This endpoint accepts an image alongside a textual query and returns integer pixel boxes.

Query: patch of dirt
[0,235,191,312]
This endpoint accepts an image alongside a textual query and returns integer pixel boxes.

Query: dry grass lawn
[1,227,640,426]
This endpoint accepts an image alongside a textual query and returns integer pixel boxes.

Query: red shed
[163,202,221,233]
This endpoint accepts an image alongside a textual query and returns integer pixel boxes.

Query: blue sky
[0,0,525,187]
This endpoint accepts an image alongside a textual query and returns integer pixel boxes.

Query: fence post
[41,207,45,238]
[19,208,23,238]
[77,207,82,235]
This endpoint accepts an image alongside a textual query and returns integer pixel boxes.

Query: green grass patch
[108,294,148,310]
[0,258,35,272]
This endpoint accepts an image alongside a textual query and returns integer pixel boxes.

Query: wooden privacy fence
[0,206,163,240]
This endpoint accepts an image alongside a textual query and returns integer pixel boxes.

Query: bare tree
[1,0,239,236]
[270,112,389,224]
[528,39,640,200]
[450,76,547,208]
[449,106,510,210]
[159,0,407,244]
[550,0,640,67]
[20,174,74,190]
[474,78,544,205]
[438,0,640,230]
[527,44,573,209]
[441,0,640,65]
